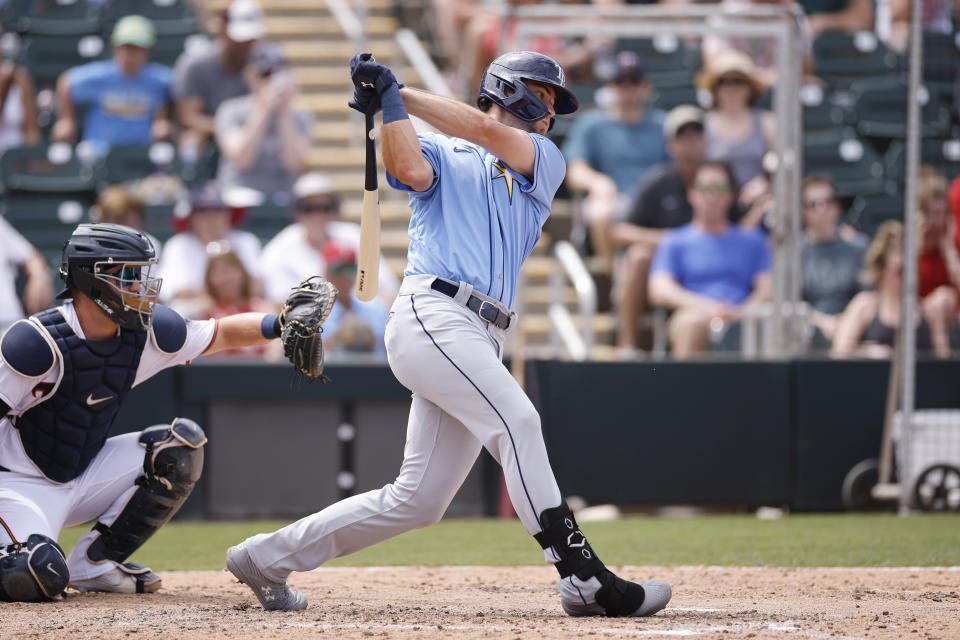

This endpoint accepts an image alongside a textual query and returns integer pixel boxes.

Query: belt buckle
[477,300,495,324]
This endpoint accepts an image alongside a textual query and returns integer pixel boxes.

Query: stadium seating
[17,33,109,91]
[802,127,888,198]
[883,136,960,184]
[3,0,100,36]
[919,30,960,107]
[800,85,855,133]
[97,0,199,36]
[0,144,97,194]
[96,143,182,189]
[812,30,901,87]
[845,192,904,237]
[850,76,953,140]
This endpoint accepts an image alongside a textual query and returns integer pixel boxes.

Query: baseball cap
[663,104,704,139]
[172,181,245,231]
[248,44,286,75]
[605,50,644,84]
[293,172,336,200]
[111,15,156,48]
[323,242,357,274]
[225,0,265,43]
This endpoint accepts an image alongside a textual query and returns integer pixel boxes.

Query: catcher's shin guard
[0,534,69,601]
[535,504,646,616]
[86,418,207,565]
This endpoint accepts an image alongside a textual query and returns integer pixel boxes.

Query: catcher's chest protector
[14,309,146,483]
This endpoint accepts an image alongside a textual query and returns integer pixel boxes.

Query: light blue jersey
[386,131,565,308]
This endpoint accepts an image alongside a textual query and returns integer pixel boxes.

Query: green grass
[59,514,960,571]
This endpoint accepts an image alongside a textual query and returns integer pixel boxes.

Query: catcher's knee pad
[534,504,644,616]
[0,534,69,601]
[86,418,207,564]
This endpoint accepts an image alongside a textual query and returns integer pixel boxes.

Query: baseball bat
[356,113,380,302]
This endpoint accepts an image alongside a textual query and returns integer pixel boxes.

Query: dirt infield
[3,566,958,639]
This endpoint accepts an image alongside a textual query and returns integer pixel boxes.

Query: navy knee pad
[0,534,69,601]
[87,418,206,564]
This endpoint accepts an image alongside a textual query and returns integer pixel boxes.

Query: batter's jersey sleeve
[521,132,566,211]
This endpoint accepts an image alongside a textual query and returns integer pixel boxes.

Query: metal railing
[549,240,596,360]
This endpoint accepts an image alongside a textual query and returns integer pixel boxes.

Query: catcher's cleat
[69,562,161,594]
[226,543,306,611]
[559,574,671,617]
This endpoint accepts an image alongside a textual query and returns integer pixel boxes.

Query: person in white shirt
[158,180,262,316]
[258,172,398,307]
[0,216,53,333]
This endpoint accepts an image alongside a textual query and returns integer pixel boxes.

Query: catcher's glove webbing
[280,275,338,384]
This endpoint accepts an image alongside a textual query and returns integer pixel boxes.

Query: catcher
[0,222,334,601]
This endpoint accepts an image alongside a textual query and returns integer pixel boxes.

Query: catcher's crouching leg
[79,418,207,593]
[535,504,671,617]
[0,534,69,601]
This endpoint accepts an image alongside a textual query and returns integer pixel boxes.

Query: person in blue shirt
[318,242,389,357]
[562,50,669,270]
[225,51,672,619]
[52,15,173,155]
[649,161,773,359]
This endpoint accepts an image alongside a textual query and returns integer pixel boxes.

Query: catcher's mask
[477,51,579,132]
[58,223,162,331]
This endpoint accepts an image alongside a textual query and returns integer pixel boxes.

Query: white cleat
[226,543,307,611]
[69,562,161,594]
[560,574,671,617]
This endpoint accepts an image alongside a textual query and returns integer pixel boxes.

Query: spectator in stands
[696,51,775,209]
[199,248,271,357]
[215,45,312,205]
[0,216,54,334]
[0,34,40,153]
[915,166,960,340]
[91,185,163,257]
[886,0,954,52]
[563,50,669,270]
[703,0,815,86]
[832,220,954,359]
[52,15,173,155]
[610,105,707,354]
[173,0,265,150]
[648,161,773,359]
[158,180,262,316]
[319,242,390,358]
[258,172,399,307]
[800,174,866,346]
[801,0,873,37]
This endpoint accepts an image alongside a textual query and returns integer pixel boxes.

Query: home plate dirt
[2,566,958,639]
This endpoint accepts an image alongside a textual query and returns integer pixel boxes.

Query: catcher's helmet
[58,223,161,331]
[477,51,578,131]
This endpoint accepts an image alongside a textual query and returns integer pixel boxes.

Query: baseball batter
[227,51,672,617]
[0,223,291,601]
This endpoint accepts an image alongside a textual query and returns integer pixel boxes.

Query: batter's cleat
[69,562,161,594]
[226,543,307,611]
[559,572,671,617]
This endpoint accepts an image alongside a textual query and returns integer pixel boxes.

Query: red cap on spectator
[323,242,357,273]
[949,174,960,250]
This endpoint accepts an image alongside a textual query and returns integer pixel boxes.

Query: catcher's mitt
[280,275,339,383]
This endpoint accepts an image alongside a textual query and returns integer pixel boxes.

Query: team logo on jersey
[31,382,54,399]
[492,162,515,203]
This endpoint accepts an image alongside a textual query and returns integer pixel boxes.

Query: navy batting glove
[351,54,401,96]
[348,86,381,116]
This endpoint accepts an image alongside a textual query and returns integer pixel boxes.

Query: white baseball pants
[245,275,562,580]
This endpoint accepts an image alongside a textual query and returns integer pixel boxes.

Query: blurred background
[0,0,958,521]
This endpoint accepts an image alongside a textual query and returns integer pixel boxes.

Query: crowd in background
[0,0,959,362]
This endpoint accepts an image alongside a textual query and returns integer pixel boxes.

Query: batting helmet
[477,51,578,131]
[58,223,161,331]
